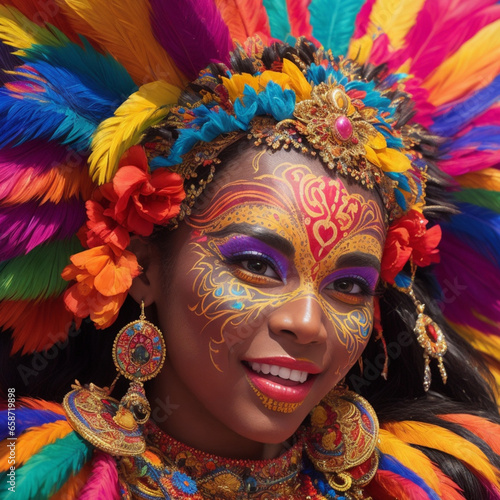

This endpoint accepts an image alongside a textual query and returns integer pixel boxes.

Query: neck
[147,361,291,460]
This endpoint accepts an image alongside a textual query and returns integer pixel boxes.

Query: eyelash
[323,276,377,304]
[224,252,282,284]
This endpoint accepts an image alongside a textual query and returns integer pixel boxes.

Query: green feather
[263,0,295,44]
[454,188,500,214]
[0,431,93,499]
[0,237,83,301]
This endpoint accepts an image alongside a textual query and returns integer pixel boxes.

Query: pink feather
[402,0,500,79]
[439,150,500,176]
[286,0,314,40]
[149,0,232,80]
[0,198,85,261]
[352,0,377,39]
[77,451,120,500]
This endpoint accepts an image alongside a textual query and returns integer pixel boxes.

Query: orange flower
[381,209,441,285]
[110,146,186,236]
[62,245,140,328]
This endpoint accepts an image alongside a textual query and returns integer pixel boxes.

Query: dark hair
[2,38,499,499]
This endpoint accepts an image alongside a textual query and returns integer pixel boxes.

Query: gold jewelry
[394,263,448,391]
[63,301,166,455]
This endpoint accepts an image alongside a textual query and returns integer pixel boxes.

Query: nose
[268,295,327,344]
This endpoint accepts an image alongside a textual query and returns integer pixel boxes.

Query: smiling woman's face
[144,145,386,457]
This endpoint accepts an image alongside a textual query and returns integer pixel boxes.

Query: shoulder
[0,398,122,499]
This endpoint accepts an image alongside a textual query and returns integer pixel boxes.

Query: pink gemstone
[334,116,353,141]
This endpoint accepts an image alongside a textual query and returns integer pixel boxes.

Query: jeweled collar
[114,388,378,499]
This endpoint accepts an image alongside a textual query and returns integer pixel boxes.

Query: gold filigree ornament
[291,84,384,188]
[63,301,166,455]
[305,386,379,498]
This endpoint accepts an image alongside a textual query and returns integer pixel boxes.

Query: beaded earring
[63,301,166,455]
[394,263,448,391]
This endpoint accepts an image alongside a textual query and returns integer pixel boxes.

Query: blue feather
[440,126,500,154]
[0,408,65,440]
[0,61,121,151]
[431,74,500,137]
[309,0,366,54]
[263,0,294,44]
[0,431,93,499]
[378,452,441,500]
[442,203,500,267]
[23,37,136,102]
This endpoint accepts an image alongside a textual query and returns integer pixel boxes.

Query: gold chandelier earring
[63,301,166,455]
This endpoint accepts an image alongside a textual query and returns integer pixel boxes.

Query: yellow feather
[0,5,65,53]
[347,34,373,65]
[0,420,72,471]
[456,167,500,191]
[89,79,181,184]
[383,420,500,488]
[378,428,442,495]
[366,0,427,49]
[422,19,500,106]
[55,0,187,86]
[450,321,500,360]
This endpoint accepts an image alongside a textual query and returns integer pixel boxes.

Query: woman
[1,1,500,498]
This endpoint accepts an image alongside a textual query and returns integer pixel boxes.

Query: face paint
[187,160,384,382]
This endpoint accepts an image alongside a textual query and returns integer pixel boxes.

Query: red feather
[0,297,76,354]
[286,0,314,40]
[215,0,271,44]
[366,469,431,499]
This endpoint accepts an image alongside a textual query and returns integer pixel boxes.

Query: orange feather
[286,0,314,40]
[1,164,93,206]
[215,0,271,44]
[55,0,187,86]
[0,297,75,354]
[439,414,500,455]
[18,398,66,416]
[0,420,72,471]
[383,420,500,489]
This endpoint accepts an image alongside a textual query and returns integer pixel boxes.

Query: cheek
[323,301,374,373]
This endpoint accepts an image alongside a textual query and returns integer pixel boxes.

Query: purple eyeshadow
[320,266,380,292]
[216,235,289,280]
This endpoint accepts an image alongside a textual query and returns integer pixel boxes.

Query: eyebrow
[208,223,295,257]
[335,251,381,272]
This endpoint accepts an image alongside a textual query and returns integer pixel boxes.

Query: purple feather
[0,408,65,440]
[78,451,120,500]
[0,198,85,261]
[149,0,232,80]
[436,233,500,336]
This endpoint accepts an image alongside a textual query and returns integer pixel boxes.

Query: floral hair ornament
[62,146,186,328]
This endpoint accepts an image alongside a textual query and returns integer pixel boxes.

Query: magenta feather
[439,150,500,176]
[402,0,500,80]
[436,233,500,336]
[352,0,377,39]
[149,0,232,80]
[78,451,120,500]
[0,199,85,261]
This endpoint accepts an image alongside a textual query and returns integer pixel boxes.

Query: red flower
[381,209,441,284]
[62,245,141,328]
[110,146,185,236]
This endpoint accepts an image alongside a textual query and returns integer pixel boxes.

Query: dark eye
[333,279,363,294]
[241,259,279,279]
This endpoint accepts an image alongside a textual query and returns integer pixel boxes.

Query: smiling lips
[243,357,320,405]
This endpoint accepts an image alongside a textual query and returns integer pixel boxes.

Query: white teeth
[261,363,271,374]
[248,362,309,383]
